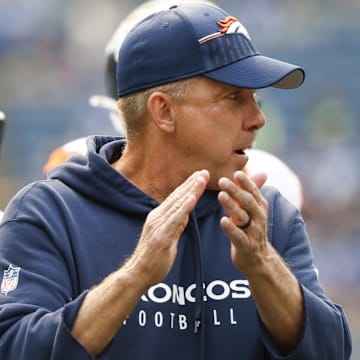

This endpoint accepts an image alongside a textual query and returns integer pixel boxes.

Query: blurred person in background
[43,0,303,210]
[0,2,351,359]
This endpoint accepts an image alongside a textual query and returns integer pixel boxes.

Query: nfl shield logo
[1,264,21,295]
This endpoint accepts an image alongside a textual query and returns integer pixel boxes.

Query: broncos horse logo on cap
[198,16,251,44]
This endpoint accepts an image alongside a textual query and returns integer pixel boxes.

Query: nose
[243,98,266,132]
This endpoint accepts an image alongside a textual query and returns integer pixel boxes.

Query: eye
[228,91,242,100]
[225,89,256,104]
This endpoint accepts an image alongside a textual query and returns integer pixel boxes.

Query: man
[0,2,351,359]
[43,0,304,210]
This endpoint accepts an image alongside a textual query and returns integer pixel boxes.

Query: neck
[112,139,189,203]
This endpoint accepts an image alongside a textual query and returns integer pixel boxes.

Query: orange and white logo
[198,16,250,44]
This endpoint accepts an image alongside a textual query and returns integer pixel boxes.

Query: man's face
[171,77,266,189]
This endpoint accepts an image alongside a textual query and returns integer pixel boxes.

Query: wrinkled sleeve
[0,212,94,359]
[260,188,352,360]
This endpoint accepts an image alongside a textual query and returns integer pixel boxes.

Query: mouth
[234,149,246,155]
[232,148,249,164]
[234,144,252,156]
[232,146,252,168]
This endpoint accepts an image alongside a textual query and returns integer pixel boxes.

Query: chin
[206,168,239,190]
[206,181,221,191]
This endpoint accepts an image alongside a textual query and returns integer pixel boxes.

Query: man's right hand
[72,169,209,357]
[127,169,209,290]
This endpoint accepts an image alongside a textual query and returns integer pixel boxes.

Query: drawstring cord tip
[194,319,201,333]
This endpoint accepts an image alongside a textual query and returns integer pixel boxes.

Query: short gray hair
[118,77,195,138]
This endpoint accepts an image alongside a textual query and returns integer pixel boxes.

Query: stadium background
[0,0,359,356]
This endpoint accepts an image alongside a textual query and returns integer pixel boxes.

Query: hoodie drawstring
[189,212,205,360]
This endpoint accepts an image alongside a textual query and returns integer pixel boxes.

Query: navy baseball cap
[116,2,305,97]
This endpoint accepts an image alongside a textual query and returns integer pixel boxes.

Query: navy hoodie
[0,136,352,359]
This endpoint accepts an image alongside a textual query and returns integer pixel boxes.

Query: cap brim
[204,54,305,90]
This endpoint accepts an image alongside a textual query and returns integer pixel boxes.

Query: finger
[219,216,249,241]
[218,176,255,212]
[167,173,208,220]
[148,170,209,232]
[151,171,209,245]
[161,170,209,212]
[249,172,267,189]
[163,193,198,239]
[234,171,267,208]
[157,170,209,234]
[218,190,249,227]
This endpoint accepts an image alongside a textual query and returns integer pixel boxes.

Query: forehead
[191,76,252,95]
[193,76,233,89]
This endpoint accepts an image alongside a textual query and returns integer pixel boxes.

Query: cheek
[176,106,208,136]
[176,104,237,148]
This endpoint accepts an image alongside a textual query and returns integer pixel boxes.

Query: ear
[147,91,176,133]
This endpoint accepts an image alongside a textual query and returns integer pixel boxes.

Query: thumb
[250,172,267,189]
